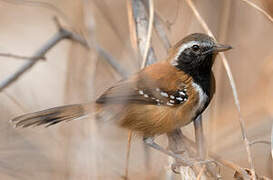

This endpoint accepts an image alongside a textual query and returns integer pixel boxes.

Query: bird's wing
[96,62,191,106]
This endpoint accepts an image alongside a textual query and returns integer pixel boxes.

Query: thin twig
[131,0,157,66]
[196,165,205,180]
[184,0,256,179]
[249,140,271,146]
[271,123,273,159]
[95,45,128,78]
[0,18,88,92]
[124,131,133,180]
[239,0,273,23]
[141,0,171,51]
[141,0,154,68]
[127,0,138,52]
[0,53,45,61]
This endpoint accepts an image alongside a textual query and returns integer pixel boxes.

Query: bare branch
[0,18,88,92]
[184,0,256,179]
[0,53,45,61]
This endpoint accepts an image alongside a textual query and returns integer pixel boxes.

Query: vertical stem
[124,131,133,179]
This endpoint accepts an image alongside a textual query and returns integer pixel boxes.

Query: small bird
[11,33,232,163]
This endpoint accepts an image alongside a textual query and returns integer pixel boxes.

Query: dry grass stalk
[196,165,206,180]
[184,0,256,179]
[271,124,273,159]
[239,0,273,23]
[0,17,88,92]
[124,131,133,180]
[141,0,154,68]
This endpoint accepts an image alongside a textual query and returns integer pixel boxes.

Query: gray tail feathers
[11,103,93,128]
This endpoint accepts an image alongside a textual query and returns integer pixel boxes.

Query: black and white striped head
[170,33,232,72]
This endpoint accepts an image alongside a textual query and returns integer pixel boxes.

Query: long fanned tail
[11,103,93,128]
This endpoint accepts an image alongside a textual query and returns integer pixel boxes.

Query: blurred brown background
[0,0,272,179]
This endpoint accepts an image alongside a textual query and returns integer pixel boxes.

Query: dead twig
[124,131,133,180]
[131,0,157,66]
[271,124,273,159]
[249,140,271,146]
[184,0,256,179]
[181,133,251,180]
[141,0,154,68]
[0,53,45,61]
[141,0,171,51]
[239,0,273,24]
[0,17,88,92]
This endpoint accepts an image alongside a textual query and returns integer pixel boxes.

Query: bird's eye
[192,45,200,51]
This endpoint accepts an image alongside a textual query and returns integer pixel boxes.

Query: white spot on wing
[179,91,186,96]
[176,97,183,101]
[160,92,169,97]
[139,90,144,95]
[170,100,175,103]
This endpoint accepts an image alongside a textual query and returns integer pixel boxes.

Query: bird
[11,33,232,164]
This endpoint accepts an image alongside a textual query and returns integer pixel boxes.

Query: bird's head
[169,33,232,73]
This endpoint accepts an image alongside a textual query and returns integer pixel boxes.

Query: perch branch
[181,133,251,179]
[184,0,256,179]
[0,17,88,92]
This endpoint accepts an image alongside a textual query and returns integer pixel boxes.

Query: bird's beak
[214,44,232,52]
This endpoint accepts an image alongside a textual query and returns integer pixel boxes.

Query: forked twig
[184,0,256,179]
[0,17,88,92]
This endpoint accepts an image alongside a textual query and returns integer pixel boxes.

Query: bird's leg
[194,115,206,159]
[143,136,194,166]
